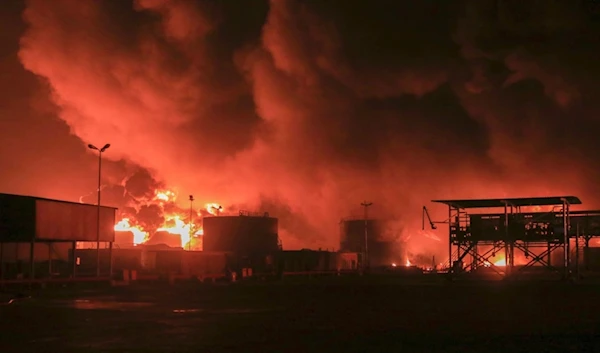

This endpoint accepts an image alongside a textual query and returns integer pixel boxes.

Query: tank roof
[204,214,276,219]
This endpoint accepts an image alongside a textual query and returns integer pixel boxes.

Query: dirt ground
[1,276,599,352]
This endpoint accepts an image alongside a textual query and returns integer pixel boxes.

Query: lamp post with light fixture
[88,143,110,277]
[189,195,194,251]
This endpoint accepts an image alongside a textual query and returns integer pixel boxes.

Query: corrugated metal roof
[0,192,118,210]
[431,196,582,209]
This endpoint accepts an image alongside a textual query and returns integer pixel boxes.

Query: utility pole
[88,143,110,277]
[189,195,195,251]
[361,201,373,269]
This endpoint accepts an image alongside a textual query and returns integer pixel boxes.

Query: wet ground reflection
[46,298,278,315]
[69,299,155,310]
[2,281,599,352]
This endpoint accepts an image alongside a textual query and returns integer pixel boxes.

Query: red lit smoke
[11,0,600,261]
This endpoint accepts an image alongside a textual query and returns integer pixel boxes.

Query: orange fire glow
[113,189,223,249]
[405,259,412,267]
[483,257,507,267]
[114,218,149,245]
[493,258,506,267]
[155,189,176,202]
[206,203,224,215]
[157,215,203,248]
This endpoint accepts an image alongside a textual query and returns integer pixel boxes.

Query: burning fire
[155,189,176,202]
[206,203,223,216]
[114,218,148,245]
[405,259,412,267]
[493,258,506,267]
[483,257,507,267]
[113,188,223,249]
[157,215,203,248]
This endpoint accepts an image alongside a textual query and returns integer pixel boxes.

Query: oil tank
[115,230,135,248]
[146,231,182,248]
[340,219,402,267]
[203,215,279,255]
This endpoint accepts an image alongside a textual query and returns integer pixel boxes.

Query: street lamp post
[189,195,194,251]
[88,143,110,277]
[361,201,373,269]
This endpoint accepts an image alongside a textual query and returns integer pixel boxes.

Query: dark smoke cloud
[125,169,164,200]
[453,0,600,198]
[9,0,600,259]
[258,196,322,250]
[136,204,165,234]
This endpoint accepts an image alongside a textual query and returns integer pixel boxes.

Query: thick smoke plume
[17,0,600,261]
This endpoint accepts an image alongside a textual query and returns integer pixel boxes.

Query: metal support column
[456,234,461,266]
[29,238,35,283]
[96,151,102,277]
[360,201,373,269]
[109,241,113,279]
[87,143,110,278]
[562,198,570,279]
[472,244,478,271]
[575,222,580,279]
[585,236,590,271]
[15,243,19,277]
[448,205,452,271]
[503,202,510,276]
[189,195,195,251]
[48,242,52,277]
[0,242,3,281]
[72,241,77,278]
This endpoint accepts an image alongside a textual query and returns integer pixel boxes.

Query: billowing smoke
[16,0,600,260]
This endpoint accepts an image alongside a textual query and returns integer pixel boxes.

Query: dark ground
[1,276,599,352]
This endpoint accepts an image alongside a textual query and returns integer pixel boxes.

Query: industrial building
[99,212,359,280]
[101,211,400,279]
[0,193,117,282]
[202,211,281,274]
[203,212,280,254]
[75,246,230,282]
[425,196,600,279]
[339,218,404,268]
[20,190,600,284]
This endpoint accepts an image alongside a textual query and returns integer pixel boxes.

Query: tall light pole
[361,201,373,269]
[88,143,110,277]
[189,195,194,251]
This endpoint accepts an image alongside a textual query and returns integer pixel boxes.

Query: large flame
[157,215,203,248]
[155,189,176,202]
[113,188,222,249]
[483,256,507,267]
[493,257,506,267]
[206,203,223,216]
[114,218,148,245]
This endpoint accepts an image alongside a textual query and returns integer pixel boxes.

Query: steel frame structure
[429,196,587,279]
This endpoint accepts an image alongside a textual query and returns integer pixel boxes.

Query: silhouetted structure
[339,218,403,268]
[0,193,117,282]
[429,196,600,279]
[203,212,279,273]
[203,213,279,254]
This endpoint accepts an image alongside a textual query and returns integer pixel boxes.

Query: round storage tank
[203,215,279,255]
[340,219,403,267]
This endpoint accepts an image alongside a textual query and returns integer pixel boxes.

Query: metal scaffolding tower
[424,196,600,280]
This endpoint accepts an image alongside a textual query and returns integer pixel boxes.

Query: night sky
[1,0,599,255]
